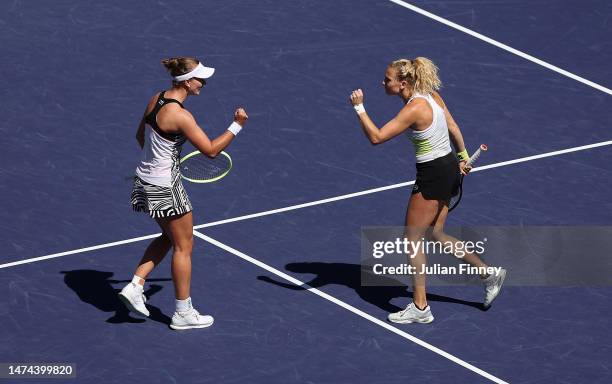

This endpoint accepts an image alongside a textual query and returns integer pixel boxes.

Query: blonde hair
[161,57,199,77]
[390,57,441,94]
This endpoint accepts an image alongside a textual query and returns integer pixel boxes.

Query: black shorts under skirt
[412,151,461,201]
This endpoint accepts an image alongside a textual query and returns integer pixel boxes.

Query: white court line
[0,234,160,269]
[1,139,611,270]
[471,140,612,172]
[194,181,414,230]
[197,140,612,228]
[193,230,509,384]
[388,0,612,96]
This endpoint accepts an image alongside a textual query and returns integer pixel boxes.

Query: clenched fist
[234,107,248,125]
[349,89,364,105]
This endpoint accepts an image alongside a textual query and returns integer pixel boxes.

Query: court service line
[196,139,612,228]
[387,0,612,96]
[1,139,611,270]
[194,230,509,384]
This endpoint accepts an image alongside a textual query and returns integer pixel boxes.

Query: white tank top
[405,93,452,163]
[135,92,186,187]
[135,127,185,187]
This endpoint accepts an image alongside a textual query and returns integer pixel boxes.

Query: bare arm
[431,92,466,153]
[349,89,417,145]
[432,92,471,174]
[178,108,248,158]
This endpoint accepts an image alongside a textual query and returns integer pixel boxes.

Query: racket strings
[180,153,231,182]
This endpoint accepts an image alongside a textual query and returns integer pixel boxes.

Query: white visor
[173,62,215,82]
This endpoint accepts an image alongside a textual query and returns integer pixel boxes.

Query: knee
[173,235,193,255]
[405,227,426,242]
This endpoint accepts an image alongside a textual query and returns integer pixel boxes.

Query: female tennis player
[119,57,248,330]
[350,57,506,324]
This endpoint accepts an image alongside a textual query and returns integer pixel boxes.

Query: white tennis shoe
[118,283,150,317]
[483,268,507,308]
[388,302,434,324]
[170,308,214,330]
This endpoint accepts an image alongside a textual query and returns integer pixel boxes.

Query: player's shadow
[61,270,172,325]
[258,262,484,312]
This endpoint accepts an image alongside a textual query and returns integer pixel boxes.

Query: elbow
[203,149,219,158]
[197,145,219,158]
[370,135,382,145]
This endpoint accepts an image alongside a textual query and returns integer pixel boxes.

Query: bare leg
[133,232,172,285]
[118,226,172,317]
[405,192,441,309]
[155,212,194,300]
[429,203,489,276]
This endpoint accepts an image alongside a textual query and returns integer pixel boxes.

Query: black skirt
[412,151,461,201]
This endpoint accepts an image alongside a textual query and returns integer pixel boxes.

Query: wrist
[228,121,242,136]
[456,149,469,162]
[353,103,366,114]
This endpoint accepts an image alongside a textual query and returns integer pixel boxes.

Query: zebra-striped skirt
[130,176,192,219]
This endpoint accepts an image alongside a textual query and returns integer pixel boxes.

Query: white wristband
[228,121,242,136]
[353,104,366,114]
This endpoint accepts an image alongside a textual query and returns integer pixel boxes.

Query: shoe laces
[485,280,501,297]
[400,303,415,316]
[485,275,498,289]
[179,308,200,319]
[130,283,147,303]
[133,291,146,305]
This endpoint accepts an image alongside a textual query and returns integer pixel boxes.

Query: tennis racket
[179,150,233,183]
[448,144,488,212]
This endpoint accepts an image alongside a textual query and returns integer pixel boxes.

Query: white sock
[176,297,192,313]
[131,275,144,289]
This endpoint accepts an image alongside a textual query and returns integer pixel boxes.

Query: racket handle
[466,144,488,167]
